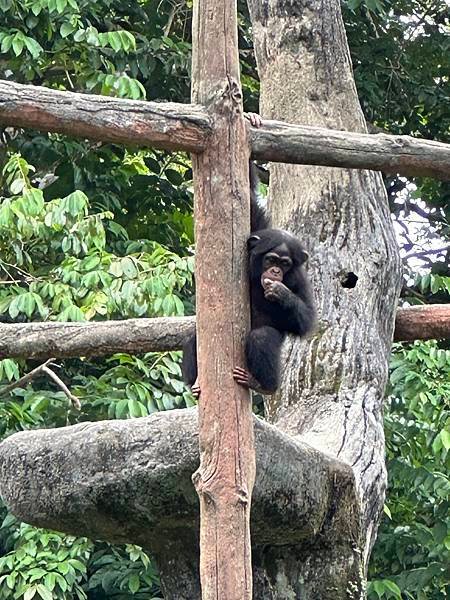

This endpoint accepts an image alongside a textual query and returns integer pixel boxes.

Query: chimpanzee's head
[247,229,308,289]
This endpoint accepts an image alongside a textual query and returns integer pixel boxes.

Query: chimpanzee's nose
[271,266,281,275]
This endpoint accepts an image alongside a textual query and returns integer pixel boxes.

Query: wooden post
[191,1,256,599]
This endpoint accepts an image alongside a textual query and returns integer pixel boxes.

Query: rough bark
[0,80,212,152]
[190,1,255,598]
[250,119,450,180]
[393,304,450,342]
[248,0,402,593]
[0,409,362,599]
[0,317,195,359]
[1,79,448,179]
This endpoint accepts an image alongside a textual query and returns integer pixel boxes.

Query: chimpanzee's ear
[247,235,261,250]
[299,250,309,265]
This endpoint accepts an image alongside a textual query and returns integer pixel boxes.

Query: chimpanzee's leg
[181,331,198,387]
[233,326,284,394]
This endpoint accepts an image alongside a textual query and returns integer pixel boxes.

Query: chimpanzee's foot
[191,378,201,398]
[233,367,272,394]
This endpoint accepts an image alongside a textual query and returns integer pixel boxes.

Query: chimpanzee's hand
[264,280,291,304]
[244,112,263,128]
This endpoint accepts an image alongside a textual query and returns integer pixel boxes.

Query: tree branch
[0,80,449,179]
[393,304,450,342]
[41,365,81,410]
[0,358,54,394]
[0,305,448,361]
[249,119,450,180]
[0,358,80,409]
[0,317,195,359]
[0,80,212,153]
[402,246,449,260]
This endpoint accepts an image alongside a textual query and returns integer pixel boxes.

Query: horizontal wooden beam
[0,305,448,360]
[250,120,450,181]
[393,304,450,342]
[0,80,449,179]
[0,317,195,360]
[0,80,212,152]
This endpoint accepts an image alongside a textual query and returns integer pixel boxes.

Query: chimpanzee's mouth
[261,272,283,289]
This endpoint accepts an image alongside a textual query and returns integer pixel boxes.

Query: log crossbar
[0,80,449,180]
[0,305,448,361]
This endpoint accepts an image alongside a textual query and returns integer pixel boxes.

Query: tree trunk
[248,0,402,595]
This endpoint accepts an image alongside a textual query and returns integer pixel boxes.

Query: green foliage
[0,0,190,101]
[86,543,161,599]
[0,151,195,437]
[368,340,450,599]
[0,515,162,600]
[0,153,194,324]
[0,516,92,600]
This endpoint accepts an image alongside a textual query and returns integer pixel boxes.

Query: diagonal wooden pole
[190,1,255,598]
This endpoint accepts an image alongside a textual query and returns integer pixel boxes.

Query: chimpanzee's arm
[265,281,316,336]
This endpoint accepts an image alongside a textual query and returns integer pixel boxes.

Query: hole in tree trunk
[341,272,358,288]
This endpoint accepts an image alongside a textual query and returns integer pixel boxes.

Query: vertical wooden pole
[191,1,255,599]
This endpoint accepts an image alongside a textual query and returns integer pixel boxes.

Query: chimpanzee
[181,160,316,396]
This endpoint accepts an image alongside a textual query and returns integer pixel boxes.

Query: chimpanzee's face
[247,230,308,289]
[261,243,293,283]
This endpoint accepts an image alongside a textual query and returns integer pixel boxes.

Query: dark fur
[182,163,316,394]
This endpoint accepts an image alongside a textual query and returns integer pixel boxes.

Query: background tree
[0,0,448,598]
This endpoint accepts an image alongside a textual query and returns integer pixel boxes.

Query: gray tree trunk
[247,0,402,594]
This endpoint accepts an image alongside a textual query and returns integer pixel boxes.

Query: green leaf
[85,26,99,46]
[128,78,142,100]
[64,190,88,216]
[109,261,123,278]
[23,36,43,58]
[10,178,25,195]
[441,429,450,451]
[382,580,402,598]
[44,572,56,591]
[22,292,36,318]
[165,169,184,186]
[432,520,447,544]
[128,398,142,418]
[12,36,24,57]
[8,296,20,319]
[24,586,38,600]
[432,433,443,454]
[129,573,140,593]
[108,32,122,52]
[60,22,75,38]
[73,28,85,42]
[35,584,53,600]
[68,558,87,572]
[1,34,14,52]
[56,0,67,13]
[120,257,138,279]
